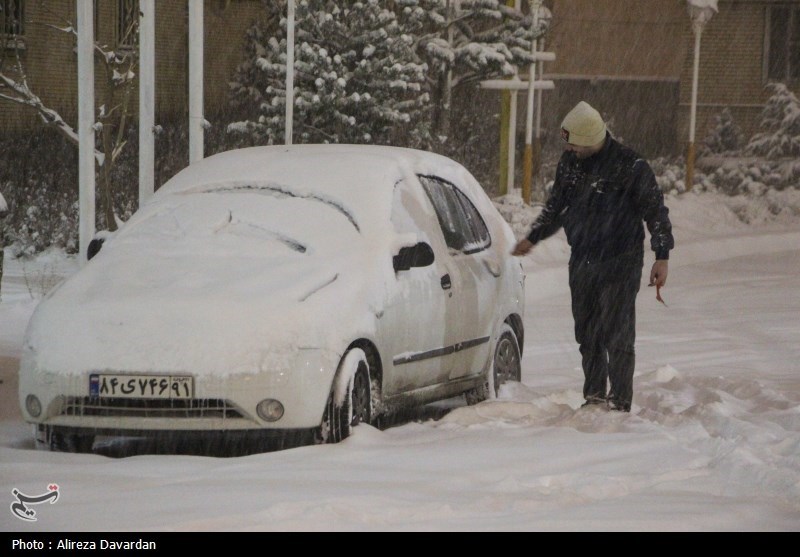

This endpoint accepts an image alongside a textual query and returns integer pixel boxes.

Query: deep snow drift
[1,189,799,532]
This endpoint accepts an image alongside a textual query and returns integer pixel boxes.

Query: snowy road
[1,194,799,531]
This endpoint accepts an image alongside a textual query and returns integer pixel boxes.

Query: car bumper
[19,348,340,431]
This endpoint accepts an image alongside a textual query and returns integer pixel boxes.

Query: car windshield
[121,181,367,258]
[194,182,361,233]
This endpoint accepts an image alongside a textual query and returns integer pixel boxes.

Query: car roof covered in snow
[149,144,485,235]
[158,144,478,198]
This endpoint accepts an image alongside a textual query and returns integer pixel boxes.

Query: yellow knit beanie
[560,101,607,146]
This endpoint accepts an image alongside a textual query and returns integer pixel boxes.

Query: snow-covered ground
[1,189,799,531]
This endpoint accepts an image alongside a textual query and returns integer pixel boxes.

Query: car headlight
[25,394,42,418]
[256,399,284,422]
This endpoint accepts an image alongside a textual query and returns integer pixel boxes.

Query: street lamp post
[685,0,717,192]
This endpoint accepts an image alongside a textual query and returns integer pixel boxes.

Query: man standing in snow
[512,101,674,412]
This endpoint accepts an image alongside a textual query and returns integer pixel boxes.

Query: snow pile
[492,83,800,238]
[645,85,800,222]
[492,194,542,239]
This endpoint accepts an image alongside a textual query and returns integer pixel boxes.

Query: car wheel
[465,323,521,405]
[317,348,372,444]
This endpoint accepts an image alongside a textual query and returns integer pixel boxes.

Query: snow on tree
[228,0,548,146]
[394,0,548,136]
[397,0,546,85]
[701,107,744,155]
[229,0,431,146]
[745,83,800,159]
[0,7,140,232]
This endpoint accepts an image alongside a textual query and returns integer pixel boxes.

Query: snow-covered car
[19,145,525,452]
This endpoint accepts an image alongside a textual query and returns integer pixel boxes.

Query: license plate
[89,374,193,399]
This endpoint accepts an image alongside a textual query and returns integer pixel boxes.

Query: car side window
[418,175,491,254]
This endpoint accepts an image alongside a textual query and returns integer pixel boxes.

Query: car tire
[316,349,372,444]
[465,323,521,405]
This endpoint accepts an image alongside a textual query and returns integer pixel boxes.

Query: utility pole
[494,0,553,200]
[285,0,295,144]
[189,0,205,163]
[77,0,94,265]
[522,0,543,205]
[139,0,155,204]
[498,0,517,196]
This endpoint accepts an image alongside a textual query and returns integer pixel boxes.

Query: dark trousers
[568,252,642,405]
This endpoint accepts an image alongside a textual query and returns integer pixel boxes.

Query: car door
[380,178,463,397]
[417,176,499,381]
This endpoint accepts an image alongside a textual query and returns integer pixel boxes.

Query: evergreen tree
[396,0,547,138]
[702,107,744,155]
[229,0,431,146]
[228,0,547,146]
[397,4,545,92]
[745,83,800,159]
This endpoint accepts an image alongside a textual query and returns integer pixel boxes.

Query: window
[767,4,800,81]
[117,0,138,48]
[418,176,491,254]
[1,0,24,37]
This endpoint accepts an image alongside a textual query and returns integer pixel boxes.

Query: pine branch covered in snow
[229,0,431,146]
[701,107,744,155]
[745,83,800,159]
[397,0,548,82]
[229,0,549,146]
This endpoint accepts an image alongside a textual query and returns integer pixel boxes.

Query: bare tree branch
[0,53,103,163]
[1,4,141,232]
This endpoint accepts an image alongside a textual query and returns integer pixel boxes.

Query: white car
[19,145,525,452]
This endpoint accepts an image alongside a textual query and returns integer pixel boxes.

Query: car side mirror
[393,242,434,273]
[87,237,105,261]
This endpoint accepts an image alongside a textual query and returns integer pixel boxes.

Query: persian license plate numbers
[89,374,193,399]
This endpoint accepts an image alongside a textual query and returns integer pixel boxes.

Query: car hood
[22,242,386,378]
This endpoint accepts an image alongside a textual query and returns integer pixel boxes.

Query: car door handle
[440,274,452,290]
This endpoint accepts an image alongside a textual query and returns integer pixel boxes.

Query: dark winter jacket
[527,134,674,264]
